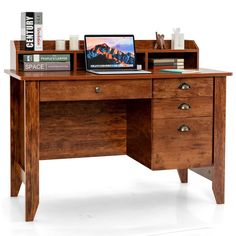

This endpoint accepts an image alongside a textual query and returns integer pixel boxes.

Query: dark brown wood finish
[152,77,214,171]
[5,69,232,81]
[152,97,213,119]
[10,77,24,196]
[10,40,200,72]
[177,169,188,183]
[40,80,152,101]
[127,99,152,168]
[153,78,213,98]
[40,100,127,160]
[12,39,198,52]
[5,39,232,221]
[152,117,213,170]
[24,81,40,221]
[212,77,226,204]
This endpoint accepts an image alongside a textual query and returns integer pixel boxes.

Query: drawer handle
[95,86,102,93]
[178,124,191,132]
[179,83,191,90]
[178,103,191,110]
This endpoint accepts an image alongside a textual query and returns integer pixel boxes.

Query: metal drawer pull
[95,86,102,93]
[178,83,191,90]
[178,124,191,132]
[178,103,191,110]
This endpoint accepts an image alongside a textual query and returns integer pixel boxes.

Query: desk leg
[24,81,40,221]
[177,169,188,183]
[212,77,226,204]
[10,78,23,196]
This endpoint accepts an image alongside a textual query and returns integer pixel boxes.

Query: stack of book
[23,54,71,71]
[21,12,43,51]
[149,58,184,71]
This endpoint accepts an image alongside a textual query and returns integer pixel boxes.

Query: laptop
[84,35,151,74]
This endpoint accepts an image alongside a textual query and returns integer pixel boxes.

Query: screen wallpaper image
[86,37,135,68]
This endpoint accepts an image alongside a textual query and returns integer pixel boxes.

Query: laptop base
[87,70,151,75]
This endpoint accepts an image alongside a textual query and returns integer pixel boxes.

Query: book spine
[39,54,70,62]
[149,62,184,66]
[21,12,26,40]
[23,55,33,62]
[24,12,35,50]
[150,64,184,70]
[160,69,183,74]
[151,65,177,71]
[149,59,175,63]
[160,69,199,74]
[24,62,71,71]
[177,58,184,63]
[23,54,71,62]
[34,12,43,51]
[149,58,184,63]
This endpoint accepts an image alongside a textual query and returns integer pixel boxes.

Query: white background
[0,0,235,235]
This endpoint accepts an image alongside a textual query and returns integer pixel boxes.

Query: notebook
[84,35,151,74]
[160,69,201,74]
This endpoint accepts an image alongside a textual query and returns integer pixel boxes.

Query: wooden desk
[5,40,232,221]
[5,69,231,221]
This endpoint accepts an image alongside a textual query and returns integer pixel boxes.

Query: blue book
[160,69,201,74]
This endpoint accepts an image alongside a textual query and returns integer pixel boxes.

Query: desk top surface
[5,68,232,81]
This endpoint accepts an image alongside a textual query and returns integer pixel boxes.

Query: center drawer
[40,79,152,101]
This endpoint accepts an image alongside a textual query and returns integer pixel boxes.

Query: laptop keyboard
[92,68,139,72]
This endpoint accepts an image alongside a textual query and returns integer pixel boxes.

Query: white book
[34,12,43,51]
[21,12,26,40]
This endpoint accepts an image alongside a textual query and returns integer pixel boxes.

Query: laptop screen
[84,35,136,70]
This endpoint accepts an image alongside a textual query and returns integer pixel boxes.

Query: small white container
[69,35,79,50]
[171,28,184,50]
[137,64,142,70]
[55,40,66,50]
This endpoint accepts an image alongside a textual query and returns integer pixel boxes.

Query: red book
[150,65,177,71]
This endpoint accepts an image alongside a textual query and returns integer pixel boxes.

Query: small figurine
[154,32,166,49]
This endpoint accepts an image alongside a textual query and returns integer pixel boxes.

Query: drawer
[153,97,213,119]
[40,79,152,101]
[153,77,213,98]
[152,117,213,170]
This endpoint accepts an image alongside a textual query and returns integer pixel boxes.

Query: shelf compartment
[11,39,199,72]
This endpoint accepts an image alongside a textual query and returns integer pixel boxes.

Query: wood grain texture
[148,52,198,70]
[212,77,226,204]
[6,39,232,222]
[39,100,126,160]
[12,39,198,52]
[153,78,213,98]
[10,40,200,73]
[77,53,85,71]
[127,99,152,169]
[24,81,39,221]
[10,77,24,196]
[177,169,188,183]
[40,80,152,101]
[152,117,213,170]
[152,97,213,119]
[5,69,232,81]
